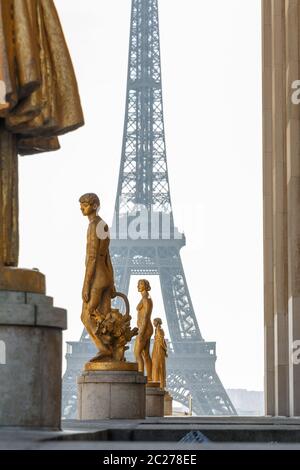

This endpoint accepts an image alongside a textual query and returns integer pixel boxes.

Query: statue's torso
[86,216,113,290]
[137,296,153,337]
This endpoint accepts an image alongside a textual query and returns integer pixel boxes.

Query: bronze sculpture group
[80,193,168,389]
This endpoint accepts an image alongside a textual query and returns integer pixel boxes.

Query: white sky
[19,0,263,391]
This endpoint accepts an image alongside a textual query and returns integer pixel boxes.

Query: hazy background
[19,0,263,391]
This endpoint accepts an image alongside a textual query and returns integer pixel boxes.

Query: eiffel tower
[62,0,236,418]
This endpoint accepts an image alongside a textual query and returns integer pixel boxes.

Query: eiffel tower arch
[62,0,236,418]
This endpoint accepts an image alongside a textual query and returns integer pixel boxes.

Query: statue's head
[153,318,162,328]
[79,193,100,217]
[137,279,151,293]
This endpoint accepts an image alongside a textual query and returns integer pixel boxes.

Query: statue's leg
[152,355,159,383]
[134,338,145,373]
[0,121,18,266]
[143,338,153,382]
[81,291,112,358]
[98,287,111,316]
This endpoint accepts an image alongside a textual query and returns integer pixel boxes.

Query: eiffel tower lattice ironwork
[62,0,236,418]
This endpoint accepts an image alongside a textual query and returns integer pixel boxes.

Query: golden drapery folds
[0,0,84,266]
[152,319,168,390]
[0,0,84,153]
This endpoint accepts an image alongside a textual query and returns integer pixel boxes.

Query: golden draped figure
[152,318,168,390]
[0,0,84,266]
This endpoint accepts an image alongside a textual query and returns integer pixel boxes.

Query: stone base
[164,391,173,416]
[0,267,46,294]
[84,361,138,372]
[146,383,165,417]
[77,368,146,420]
[0,290,67,428]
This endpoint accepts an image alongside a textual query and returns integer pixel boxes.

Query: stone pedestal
[0,267,46,294]
[164,391,173,416]
[77,366,146,420]
[146,382,165,417]
[0,290,67,429]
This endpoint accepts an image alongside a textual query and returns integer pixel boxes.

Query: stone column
[285,0,300,417]
[0,284,67,428]
[262,0,300,417]
[271,0,289,417]
[262,0,275,416]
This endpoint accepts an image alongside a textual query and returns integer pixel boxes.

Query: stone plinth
[77,367,146,420]
[0,290,67,429]
[0,268,46,294]
[164,391,173,416]
[146,382,165,417]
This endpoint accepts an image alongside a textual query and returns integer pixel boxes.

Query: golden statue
[152,318,168,390]
[80,193,138,366]
[134,279,153,381]
[0,0,84,276]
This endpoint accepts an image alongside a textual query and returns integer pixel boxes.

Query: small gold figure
[80,193,137,364]
[152,318,168,390]
[134,279,153,381]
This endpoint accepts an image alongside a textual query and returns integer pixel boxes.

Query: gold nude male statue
[152,318,168,390]
[134,279,153,381]
[80,193,137,365]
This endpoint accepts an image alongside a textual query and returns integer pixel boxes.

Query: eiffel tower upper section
[113,0,176,237]
[108,0,205,345]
